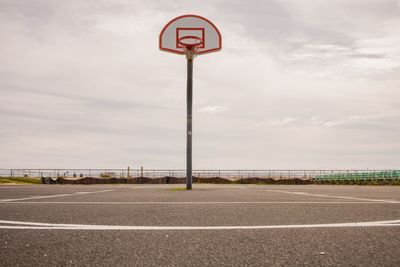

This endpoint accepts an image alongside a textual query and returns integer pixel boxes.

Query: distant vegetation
[0,177,41,184]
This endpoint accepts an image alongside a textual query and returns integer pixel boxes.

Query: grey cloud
[351,53,386,59]
[1,0,399,168]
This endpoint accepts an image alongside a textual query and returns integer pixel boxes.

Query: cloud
[0,0,399,169]
[255,117,297,127]
[196,105,229,114]
[321,114,394,128]
[254,114,400,129]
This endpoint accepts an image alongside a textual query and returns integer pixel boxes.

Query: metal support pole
[186,59,193,190]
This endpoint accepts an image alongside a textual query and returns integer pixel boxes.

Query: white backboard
[159,14,222,55]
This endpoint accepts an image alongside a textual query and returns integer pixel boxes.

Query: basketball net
[183,45,199,61]
[179,36,203,61]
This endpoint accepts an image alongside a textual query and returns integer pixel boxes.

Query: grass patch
[0,177,41,184]
[168,187,187,191]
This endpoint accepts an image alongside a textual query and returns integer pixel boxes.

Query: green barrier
[314,171,400,181]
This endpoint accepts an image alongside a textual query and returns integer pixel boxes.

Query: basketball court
[1,184,400,266]
[2,11,399,266]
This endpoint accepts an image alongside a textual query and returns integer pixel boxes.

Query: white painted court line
[0,189,114,202]
[0,219,399,230]
[264,189,400,203]
[1,201,400,204]
[127,186,250,189]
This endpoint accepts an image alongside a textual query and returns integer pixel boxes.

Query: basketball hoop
[159,15,222,190]
[178,36,203,61]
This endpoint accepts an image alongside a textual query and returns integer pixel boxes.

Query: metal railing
[1,168,399,180]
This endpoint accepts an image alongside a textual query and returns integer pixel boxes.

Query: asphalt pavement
[1,184,399,266]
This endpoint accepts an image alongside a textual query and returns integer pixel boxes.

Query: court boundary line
[0,190,114,202]
[263,189,398,203]
[1,201,399,204]
[0,219,399,230]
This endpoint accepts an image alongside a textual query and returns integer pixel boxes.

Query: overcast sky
[1,0,399,169]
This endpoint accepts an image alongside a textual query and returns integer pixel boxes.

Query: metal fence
[1,168,399,180]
